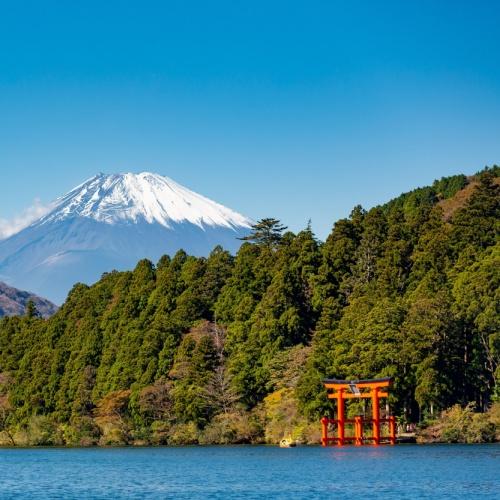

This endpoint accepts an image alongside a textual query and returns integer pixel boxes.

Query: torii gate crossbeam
[321,377,396,446]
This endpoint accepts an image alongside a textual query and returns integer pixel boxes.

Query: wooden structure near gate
[321,377,396,446]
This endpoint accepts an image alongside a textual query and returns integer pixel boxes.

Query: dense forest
[0,167,498,446]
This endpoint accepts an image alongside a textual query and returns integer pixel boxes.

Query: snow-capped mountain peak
[37,172,252,230]
[0,172,253,303]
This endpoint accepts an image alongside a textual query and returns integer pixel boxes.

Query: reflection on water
[0,444,498,499]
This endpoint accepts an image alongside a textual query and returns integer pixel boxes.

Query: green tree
[239,218,287,247]
[25,300,39,319]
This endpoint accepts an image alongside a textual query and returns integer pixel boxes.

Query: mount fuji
[0,172,253,304]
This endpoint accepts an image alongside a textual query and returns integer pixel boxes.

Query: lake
[0,444,498,499]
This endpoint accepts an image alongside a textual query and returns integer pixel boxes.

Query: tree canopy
[0,167,498,445]
[239,218,288,247]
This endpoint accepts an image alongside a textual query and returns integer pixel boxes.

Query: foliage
[239,218,288,247]
[418,403,497,444]
[0,167,499,445]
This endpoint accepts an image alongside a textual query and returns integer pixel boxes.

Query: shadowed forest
[0,167,498,446]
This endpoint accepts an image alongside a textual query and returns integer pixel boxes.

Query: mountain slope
[0,167,497,447]
[0,281,58,318]
[0,172,252,304]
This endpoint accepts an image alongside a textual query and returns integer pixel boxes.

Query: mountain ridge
[0,281,58,318]
[0,167,498,446]
[34,172,252,230]
[0,172,252,304]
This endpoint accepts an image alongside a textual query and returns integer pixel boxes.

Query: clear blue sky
[1,0,499,239]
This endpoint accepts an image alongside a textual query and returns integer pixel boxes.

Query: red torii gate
[321,377,396,446]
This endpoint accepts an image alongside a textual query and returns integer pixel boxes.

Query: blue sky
[1,0,499,239]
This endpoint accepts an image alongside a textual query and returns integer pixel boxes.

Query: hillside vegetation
[0,167,498,446]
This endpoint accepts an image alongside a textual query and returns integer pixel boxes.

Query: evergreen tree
[25,300,39,319]
[239,218,287,247]
[0,167,498,445]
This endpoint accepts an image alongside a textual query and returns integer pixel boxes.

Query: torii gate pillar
[321,377,396,446]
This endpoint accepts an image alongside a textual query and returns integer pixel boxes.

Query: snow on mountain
[0,172,253,304]
[37,172,251,230]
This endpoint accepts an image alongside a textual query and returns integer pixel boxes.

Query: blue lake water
[0,444,499,499]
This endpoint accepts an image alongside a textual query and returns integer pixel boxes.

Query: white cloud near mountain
[0,198,53,240]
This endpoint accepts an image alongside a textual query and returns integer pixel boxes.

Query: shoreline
[3,440,500,450]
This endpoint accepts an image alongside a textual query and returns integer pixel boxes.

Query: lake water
[0,445,498,499]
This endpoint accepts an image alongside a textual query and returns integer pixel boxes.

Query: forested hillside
[0,167,498,446]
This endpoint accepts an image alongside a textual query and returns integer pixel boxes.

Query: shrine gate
[321,377,396,446]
